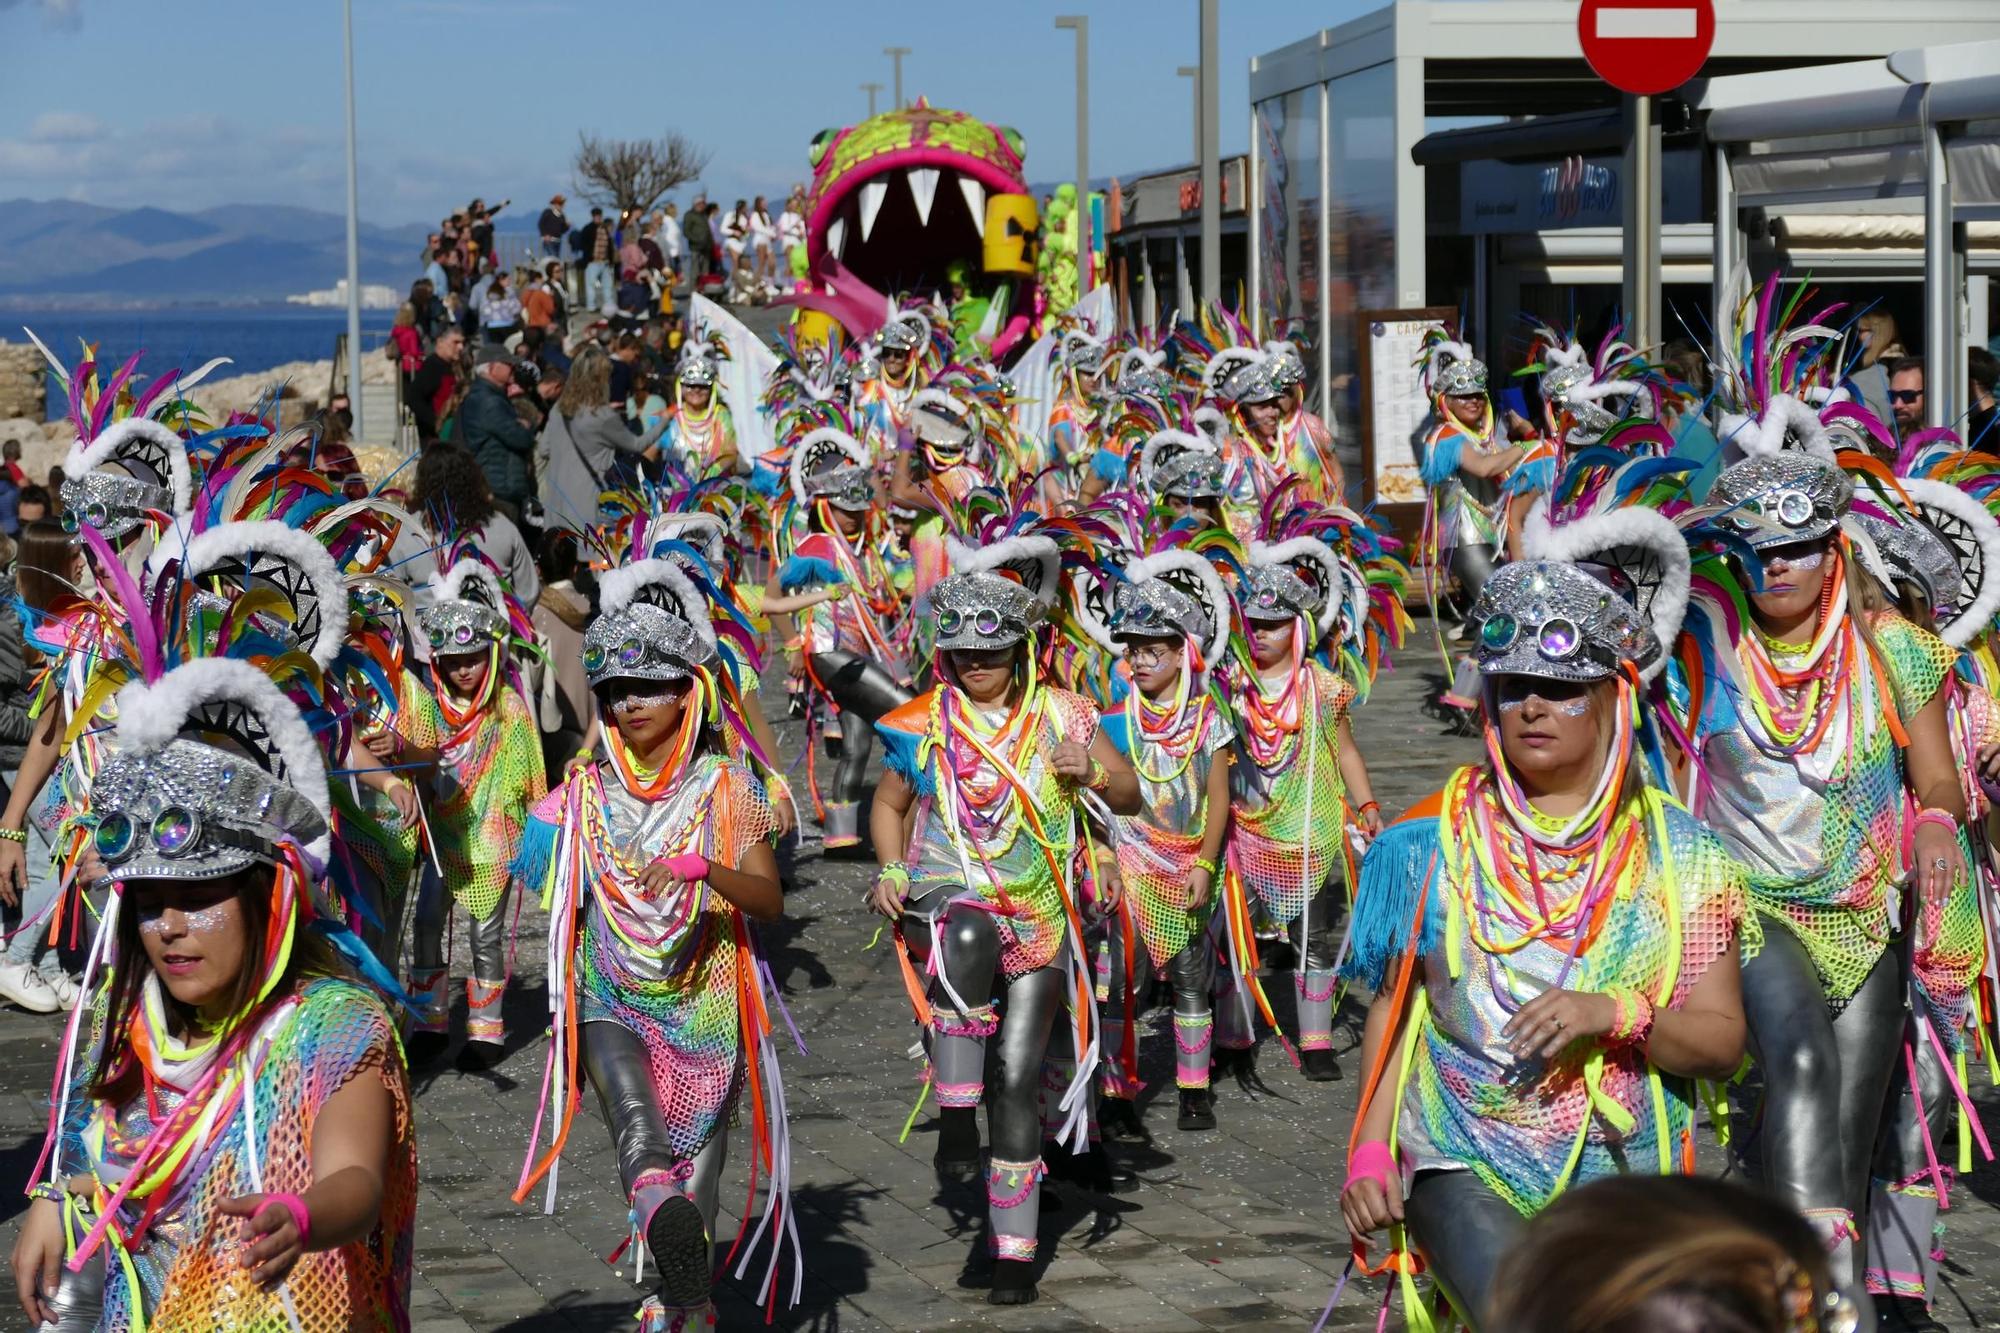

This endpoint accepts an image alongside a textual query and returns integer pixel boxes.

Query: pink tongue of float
[772,252,891,340]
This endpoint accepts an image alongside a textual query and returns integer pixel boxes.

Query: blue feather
[1419,427,1463,488]
[778,554,847,592]
[1092,448,1128,484]
[313,919,416,1010]
[1611,455,1696,502]
[874,719,932,795]
[511,813,561,900]
[1340,814,1444,993]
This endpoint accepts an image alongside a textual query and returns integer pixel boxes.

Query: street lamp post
[1198,0,1220,304]
[862,81,883,117]
[884,46,911,110]
[1177,65,1200,164]
[1055,16,1090,295]
[341,0,363,425]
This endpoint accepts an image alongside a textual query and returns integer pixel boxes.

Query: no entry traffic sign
[1578,0,1716,96]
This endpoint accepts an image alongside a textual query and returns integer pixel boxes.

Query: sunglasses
[936,607,1005,639]
[1478,611,1584,661]
[1889,389,1923,404]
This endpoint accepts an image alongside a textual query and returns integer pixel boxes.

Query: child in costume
[1263,336,1341,503]
[852,312,940,459]
[409,557,547,1069]
[1337,471,1752,1326]
[1677,280,1967,1317]
[1086,545,1236,1136]
[762,431,910,854]
[511,557,796,1332]
[13,588,415,1330]
[1847,460,2000,1326]
[1223,515,1385,1081]
[867,527,1141,1307]
[663,342,737,478]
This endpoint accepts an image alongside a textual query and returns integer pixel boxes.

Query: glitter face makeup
[1766,548,1825,571]
[138,902,234,936]
[610,689,678,715]
[1494,687,1592,716]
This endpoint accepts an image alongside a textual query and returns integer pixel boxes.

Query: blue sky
[0,0,1371,226]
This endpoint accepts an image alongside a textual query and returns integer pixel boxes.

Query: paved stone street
[4,636,2000,1330]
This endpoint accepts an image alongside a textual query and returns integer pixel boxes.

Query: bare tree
[572,131,712,218]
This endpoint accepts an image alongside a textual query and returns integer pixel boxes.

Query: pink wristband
[659,853,709,881]
[257,1192,311,1247]
[1914,808,1959,836]
[1347,1141,1398,1190]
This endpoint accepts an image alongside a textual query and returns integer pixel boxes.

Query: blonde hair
[393,302,416,328]
[1856,309,1897,368]
[558,346,612,415]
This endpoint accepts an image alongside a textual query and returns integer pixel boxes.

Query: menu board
[1357,308,1454,510]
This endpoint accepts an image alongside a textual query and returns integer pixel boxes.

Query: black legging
[1739,916,1905,1302]
[810,649,912,807]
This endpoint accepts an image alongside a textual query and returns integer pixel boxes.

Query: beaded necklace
[1739,559,1850,755]
[1126,658,1207,785]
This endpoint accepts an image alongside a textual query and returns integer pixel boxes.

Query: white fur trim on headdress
[1250,537,1347,642]
[907,388,974,422]
[1123,548,1233,669]
[786,427,871,505]
[1906,477,2000,648]
[1521,498,1692,682]
[62,417,193,514]
[1716,393,1834,464]
[1119,348,1167,378]
[1192,406,1228,448]
[1419,337,1476,393]
[174,521,350,669]
[1201,347,1261,393]
[1137,430,1214,488]
[112,658,333,861]
[431,557,504,609]
[598,557,719,651]
[945,533,1061,610]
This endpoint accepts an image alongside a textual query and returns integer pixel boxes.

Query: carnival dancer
[867,526,1140,1306]
[887,373,1007,612]
[1083,544,1236,1135]
[762,431,909,855]
[1134,427,1231,532]
[409,555,547,1069]
[11,628,415,1330]
[1222,499,1386,1080]
[1414,331,1545,715]
[853,310,942,460]
[511,557,798,1331]
[1677,280,1968,1316]
[1258,337,1343,505]
[663,340,738,478]
[1338,469,1752,1326]
[1044,331,1109,504]
[1848,460,2000,1329]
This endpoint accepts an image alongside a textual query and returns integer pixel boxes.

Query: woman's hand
[1978,741,2000,784]
[637,856,703,899]
[771,788,798,838]
[1050,739,1093,783]
[867,870,907,919]
[362,729,401,763]
[76,845,108,891]
[1092,854,1125,915]
[1502,988,1619,1061]
[218,1193,305,1288]
[1357,803,1385,838]
[386,781,420,831]
[0,839,25,907]
[1339,1170,1404,1238]
[1186,864,1212,912]
[1912,820,1963,906]
[11,1196,65,1325]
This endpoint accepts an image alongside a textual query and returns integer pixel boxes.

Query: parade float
[794,98,1047,361]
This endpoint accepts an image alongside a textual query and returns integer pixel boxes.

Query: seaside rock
[0,345,44,422]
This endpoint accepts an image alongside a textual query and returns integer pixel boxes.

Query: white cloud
[27,111,103,143]
[0,0,81,29]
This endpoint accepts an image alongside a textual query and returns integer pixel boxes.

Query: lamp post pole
[1177,65,1200,164]
[1056,16,1091,294]
[862,82,882,117]
[884,46,911,110]
[341,0,363,424]
[1199,0,1220,303]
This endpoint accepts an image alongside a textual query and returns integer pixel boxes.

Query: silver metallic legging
[1098,910,1219,1088]
[1866,1014,1952,1300]
[1739,917,1906,1303]
[410,864,511,978]
[1449,541,1498,610]
[581,1019,728,1240]
[810,649,912,808]
[905,883,1068,1258]
[1404,1169,1528,1327]
[36,1206,107,1331]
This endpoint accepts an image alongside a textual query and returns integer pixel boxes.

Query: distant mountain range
[0,199,537,308]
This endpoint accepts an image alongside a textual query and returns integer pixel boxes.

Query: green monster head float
[803,97,1041,360]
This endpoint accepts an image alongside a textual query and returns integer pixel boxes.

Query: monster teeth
[858,179,889,243]
[958,178,986,238]
[827,218,847,259]
[907,168,940,227]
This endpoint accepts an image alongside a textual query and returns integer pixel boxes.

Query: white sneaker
[39,969,79,1012]
[0,960,60,1013]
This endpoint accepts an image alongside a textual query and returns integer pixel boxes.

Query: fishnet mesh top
[433,681,546,921]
